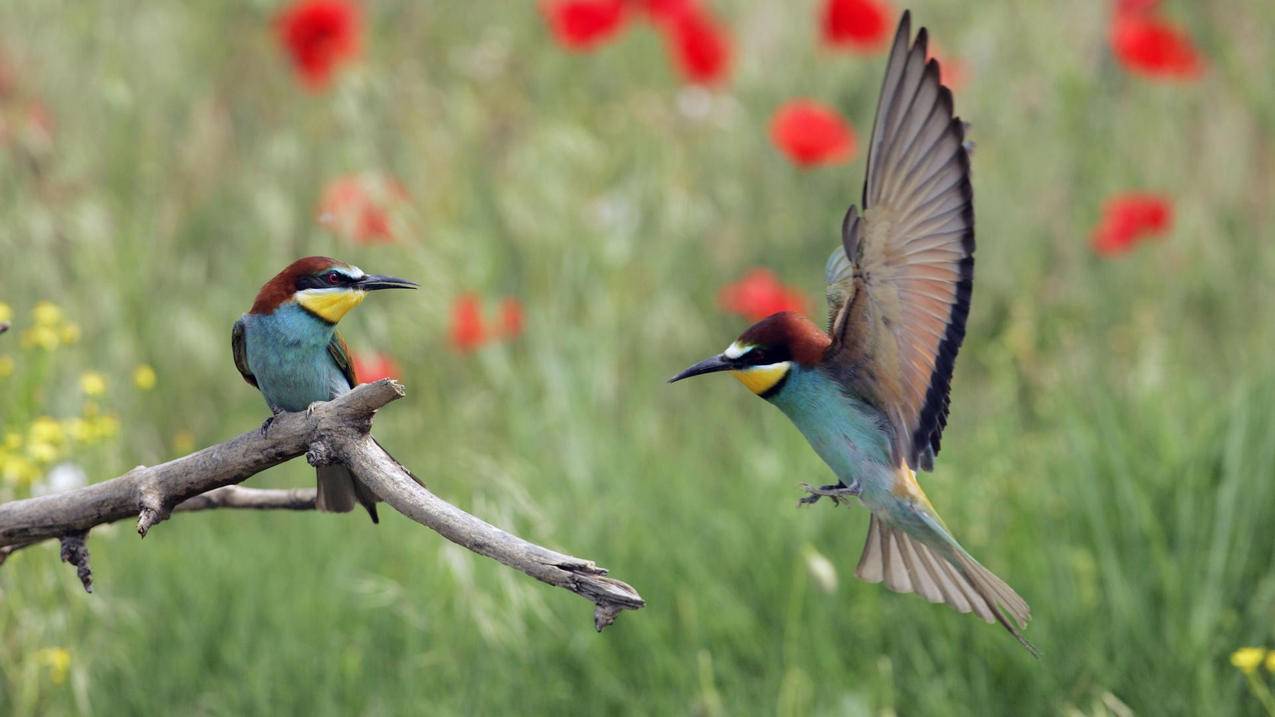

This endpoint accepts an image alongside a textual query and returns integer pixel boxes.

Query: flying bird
[233,256,417,522]
[670,12,1035,653]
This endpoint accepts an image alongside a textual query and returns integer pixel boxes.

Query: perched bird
[232,256,417,522]
[670,12,1035,653]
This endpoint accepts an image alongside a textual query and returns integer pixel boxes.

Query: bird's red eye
[325,271,341,285]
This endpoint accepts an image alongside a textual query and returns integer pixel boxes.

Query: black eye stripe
[737,345,792,366]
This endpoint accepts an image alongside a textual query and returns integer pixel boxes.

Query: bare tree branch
[0,380,644,629]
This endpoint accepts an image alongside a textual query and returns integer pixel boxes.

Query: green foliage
[2,1,1274,714]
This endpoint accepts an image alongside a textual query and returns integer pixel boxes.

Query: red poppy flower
[1092,193,1173,256]
[352,352,401,383]
[771,100,855,167]
[276,0,361,90]
[449,294,487,353]
[499,298,525,339]
[317,174,409,245]
[542,0,629,51]
[719,269,810,321]
[821,0,891,51]
[663,6,730,85]
[1111,13,1202,80]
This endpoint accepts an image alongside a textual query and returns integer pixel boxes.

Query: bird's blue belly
[769,366,893,484]
[241,307,350,413]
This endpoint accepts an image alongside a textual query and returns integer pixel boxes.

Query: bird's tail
[314,437,422,524]
[855,496,1037,656]
[315,464,379,523]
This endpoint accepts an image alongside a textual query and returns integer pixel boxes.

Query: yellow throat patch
[296,289,366,323]
[731,362,791,396]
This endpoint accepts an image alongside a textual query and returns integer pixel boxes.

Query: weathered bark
[0,380,644,630]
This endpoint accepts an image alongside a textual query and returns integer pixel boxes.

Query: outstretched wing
[826,11,974,471]
[231,317,258,388]
[327,331,358,391]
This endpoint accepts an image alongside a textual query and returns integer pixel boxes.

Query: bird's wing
[327,331,358,390]
[826,11,974,471]
[231,317,258,388]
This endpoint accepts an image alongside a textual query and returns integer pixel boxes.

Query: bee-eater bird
[232,256,417,523]
[670,12,1035,654]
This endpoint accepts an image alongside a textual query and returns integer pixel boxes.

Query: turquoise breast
[767,365,893,481]
[240,303,351,413]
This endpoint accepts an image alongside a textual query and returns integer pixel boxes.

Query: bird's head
[250,256,417,323]
[668,311,830,398]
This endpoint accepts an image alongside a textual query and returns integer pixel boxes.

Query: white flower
[33,462,87,496]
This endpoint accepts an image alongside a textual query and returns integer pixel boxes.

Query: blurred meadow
[2,0,1275,714]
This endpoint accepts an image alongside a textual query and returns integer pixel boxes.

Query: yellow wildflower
[21,325,59,351]
[0,354,13,378]
[133,364,157,390]
[35,647,71,686]
[1266,651,1275,673]
[29,417,64,446]
[80,371,107,397]
[0,301,10,324]
[172,430,195,454]
[60,321,81,344]
[32,301,62,327]
[25,441,59,465]
[1232,647,1266,674]
[3,432,20,450]
[1,454,39,486]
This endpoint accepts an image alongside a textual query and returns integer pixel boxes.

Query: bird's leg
[306,401,325,419]
[258,407,284,438]
[797,479,861,507]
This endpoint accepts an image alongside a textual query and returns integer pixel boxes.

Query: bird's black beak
[358,274,418,291]
[668,354,734,383]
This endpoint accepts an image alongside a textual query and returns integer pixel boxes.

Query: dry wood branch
[0,380,644,629]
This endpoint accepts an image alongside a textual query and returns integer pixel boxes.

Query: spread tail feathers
[855,512,1037,656]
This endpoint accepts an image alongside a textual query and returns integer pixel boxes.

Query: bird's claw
[797,481,860,507]
[306,401,324,419]
[258,415,276,439]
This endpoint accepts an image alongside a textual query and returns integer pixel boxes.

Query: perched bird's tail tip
[856,513,1038,657]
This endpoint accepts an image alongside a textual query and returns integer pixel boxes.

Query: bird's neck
[259,302,337,347]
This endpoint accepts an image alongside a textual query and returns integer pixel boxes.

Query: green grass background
[3,1,1275,714]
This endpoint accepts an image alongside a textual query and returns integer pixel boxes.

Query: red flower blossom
[1111,12,1202,80]
[317,174,409,245]
[663,6,730,85]
[821,0,891,51]
[770,100,855,167]
[449,294,487,353]
[1092,193,1173,256]
[719,269,809,321]
[542,0,629,51]
[276,0,361,90]
[499,298,525,339]
[352,352,401,383]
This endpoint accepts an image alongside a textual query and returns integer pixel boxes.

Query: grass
[3,0,1275,714]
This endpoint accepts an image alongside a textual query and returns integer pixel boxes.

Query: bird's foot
[797,480,860,507]
[258,407,285,438]
[306,401,324,419]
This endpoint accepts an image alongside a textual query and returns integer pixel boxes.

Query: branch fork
[0,380,644,630]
